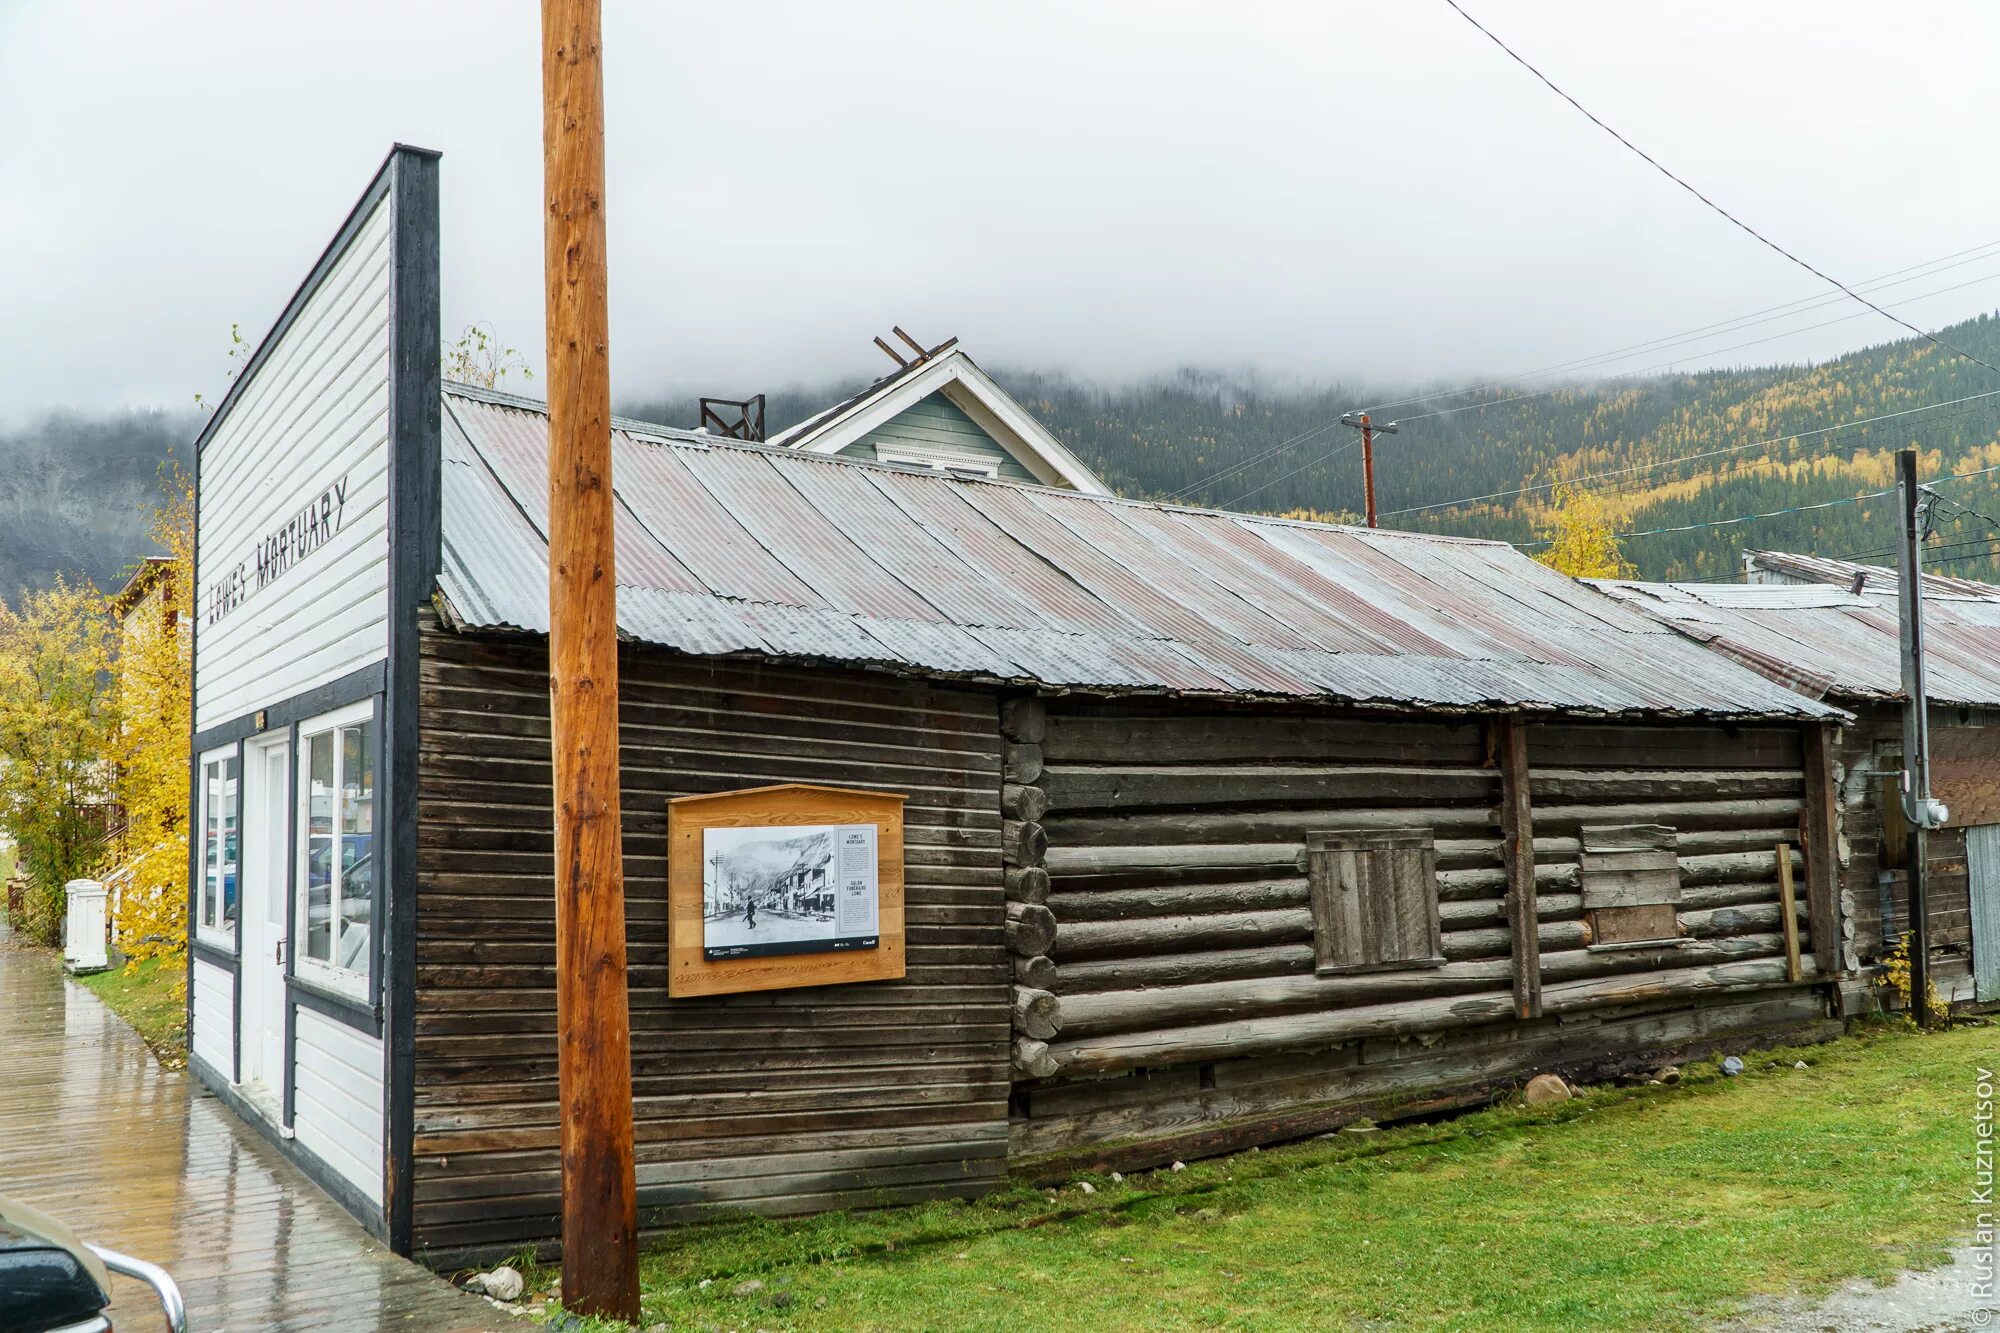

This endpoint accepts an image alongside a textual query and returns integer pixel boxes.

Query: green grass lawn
[525,1022,1992,1332]
[78,955,186,1069]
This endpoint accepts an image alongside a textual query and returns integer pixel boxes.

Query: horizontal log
[1680,902,1803,939]
[1005,866,1051,905]
[1044,955,1819,1075]
[1003,820,1048,869]
[1436,862,1579,900]
[1438,893,1583,930]
[1013,1037,1058,1080]
[1042,712,1486,766]
[1053,908,1312,962]
[1534,827,1801,860]
[1003,742,1044,786]
[1040,764,1495,814]
[1013,954,1057,989]
[1530,798,1802,834]
[1045,843,1302,880]
[1047,806,1496,848]
[1051,878,1308,922]
[1001,696,1047,745]
[1012,986,1062,1040]
[1527,768,1802,802]
[1680,879,1783,912]
[1053,944,1316,995]
[1539,933,1782,982]
[1003,783,1050,823]
[1057,962,1516,1038]
[1680,848,1802,886]
[1005,903,1057,957]
[1442,919,1590,962]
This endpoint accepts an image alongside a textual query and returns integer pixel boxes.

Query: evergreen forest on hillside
[17,311,2000,599]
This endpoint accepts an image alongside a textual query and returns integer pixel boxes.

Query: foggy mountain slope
[0,410,190,600]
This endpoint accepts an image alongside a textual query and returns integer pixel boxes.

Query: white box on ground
[63,878,109,974]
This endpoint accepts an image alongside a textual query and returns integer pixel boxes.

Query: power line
[1376,245,2000,420]
[1221,440,1360,511]
[1439,0,2000,379]
[1381,386,2000,519]
[1163,418,1345,502]
[1394,265,2000,426]
[1521,459,2000,548]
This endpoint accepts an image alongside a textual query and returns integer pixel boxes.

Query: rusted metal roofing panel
[1598,569,2000,708]
[609,436,829,607]
[433,386,1841,720]
[772,460,1044,630]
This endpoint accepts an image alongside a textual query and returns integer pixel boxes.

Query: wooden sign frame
[668,783,906,997]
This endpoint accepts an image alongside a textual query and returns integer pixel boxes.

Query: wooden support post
[1800,723,1842,976]
[1496,715,1542,1019]
[1775,842,1803,983]
[542,0,638,1320]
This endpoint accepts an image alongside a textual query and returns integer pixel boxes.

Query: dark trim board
[380,144,441,1258]
[189,1052,389,1243]
[192,659,387,753]
[284,718,300,1130]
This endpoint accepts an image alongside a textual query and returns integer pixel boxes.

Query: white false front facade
[185,148,435,1238]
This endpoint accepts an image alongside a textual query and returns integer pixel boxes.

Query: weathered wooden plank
[1775,841,1803,982]
[1801,723,1842,974]
[1043,710,1486,766]
[1497,715,1541,1019]
[1041,764,1495,813]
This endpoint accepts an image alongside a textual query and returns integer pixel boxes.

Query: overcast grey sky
[4,1,1999,421]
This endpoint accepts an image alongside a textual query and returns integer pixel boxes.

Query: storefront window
[298,704,376,991]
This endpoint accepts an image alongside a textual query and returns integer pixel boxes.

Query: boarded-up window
[1580,824,1683,948]
[1305,829,1443,974]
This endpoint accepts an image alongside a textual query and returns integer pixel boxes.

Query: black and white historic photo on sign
[701,823,880,961]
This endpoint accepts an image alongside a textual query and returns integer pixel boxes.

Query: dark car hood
[0,1196,112,1333]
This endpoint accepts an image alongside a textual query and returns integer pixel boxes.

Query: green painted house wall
[837,391,1041,483]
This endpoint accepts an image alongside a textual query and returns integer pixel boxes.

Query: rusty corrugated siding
[433,383,1841,720]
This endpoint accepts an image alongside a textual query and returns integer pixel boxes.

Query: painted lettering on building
[205,475,350,626]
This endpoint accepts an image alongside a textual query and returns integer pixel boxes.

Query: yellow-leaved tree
[1533,483,1636,579]
[0,578,118,945]
[107,465,195,974]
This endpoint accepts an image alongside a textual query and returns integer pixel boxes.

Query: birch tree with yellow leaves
[107,466,194,969]
[1533,483,1637,580]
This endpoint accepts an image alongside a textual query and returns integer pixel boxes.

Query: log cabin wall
[1829,707,1977,991]
[411,619,1009,1260]
[1012,699,1832,1167]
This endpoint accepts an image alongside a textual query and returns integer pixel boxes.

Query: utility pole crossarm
[1339,413,1398,528]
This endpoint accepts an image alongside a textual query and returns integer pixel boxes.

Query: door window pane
[336,722,375,973]
[202,764,220,929]
[305,731,335,963]
[219,757,240,932]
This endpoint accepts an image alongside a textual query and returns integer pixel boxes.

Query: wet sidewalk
[0,929,505,1332]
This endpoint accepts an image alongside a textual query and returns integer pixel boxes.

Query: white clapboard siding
[194,194,394,732]
[292,1008,385,1205]
[191,957,234,1076]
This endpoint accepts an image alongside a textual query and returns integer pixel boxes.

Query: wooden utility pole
[1894,447,1941,1028]
[1339,412,1398,528]
[542,0,639,1319]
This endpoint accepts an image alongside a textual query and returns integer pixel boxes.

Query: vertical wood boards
[1801,723,1842,974]
[666,784,906,997]
[411,625,1007,1257]
[1304,830,1442,973]
[1965,823,2000,1003]
[1496,716,1542,1019]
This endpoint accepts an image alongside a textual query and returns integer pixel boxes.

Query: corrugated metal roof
[433,383,1840,720]
[1745,548,2000,602]
[1594,567,2000,708]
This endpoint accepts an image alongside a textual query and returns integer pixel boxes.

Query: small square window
[1304,829,1444,974]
